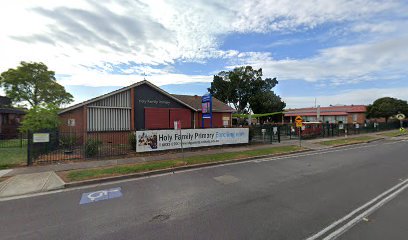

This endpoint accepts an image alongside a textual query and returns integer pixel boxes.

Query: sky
[0,0,407,109]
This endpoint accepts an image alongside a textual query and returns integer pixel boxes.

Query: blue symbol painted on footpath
[80,187,122,204]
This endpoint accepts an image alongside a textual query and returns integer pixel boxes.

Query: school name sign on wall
[136,128,249,152]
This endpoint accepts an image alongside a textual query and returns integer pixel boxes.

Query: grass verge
[62,145,303,182]
[379,131,405,137]
[318,136,378,146]
[0,147,27,169]
[0,138,28,147]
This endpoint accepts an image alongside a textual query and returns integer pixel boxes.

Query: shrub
[19,104,60,132]
[84,138,102,157]
[59,135,77,148]
[128,132,136,151]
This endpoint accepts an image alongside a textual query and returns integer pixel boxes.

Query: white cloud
[232,0,398,32]
[351,22,397,34]
[0,0,406,89]
[284,87,408,108]
[57,68,212,87]
[237,34,408,84]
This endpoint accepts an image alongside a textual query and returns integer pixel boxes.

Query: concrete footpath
[0,131,405,198]
[0,172,64,198]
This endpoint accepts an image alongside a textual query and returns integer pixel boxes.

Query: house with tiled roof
[0,96,26,138]
[284,105,367,124]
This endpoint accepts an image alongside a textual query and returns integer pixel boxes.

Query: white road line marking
[323,181,408,240]
[306,178,408,240]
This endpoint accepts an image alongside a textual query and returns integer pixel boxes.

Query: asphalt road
[1,139,407,240]
[339,179,408,240]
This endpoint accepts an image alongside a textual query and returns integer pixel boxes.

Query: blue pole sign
[201,93,212,128]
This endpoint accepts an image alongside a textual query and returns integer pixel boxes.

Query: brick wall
[87,131,131,145]
[59,106,85,132]
[196,112,232,128]
[347,113,366,124]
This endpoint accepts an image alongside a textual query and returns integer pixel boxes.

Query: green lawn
[0,147,27,169]
[64,145,303,182]
[0,138,27,148]
[379,131,405,137]
[318,136,378,146]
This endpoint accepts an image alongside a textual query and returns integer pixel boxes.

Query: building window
[304,116,317,122]
[2,114,9,125]
[352,114,358,122]
[336,116,347,123]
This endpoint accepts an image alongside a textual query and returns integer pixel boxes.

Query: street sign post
[396,113,405,120]
[295,116,303,128]
[295,116,303,147]
[174,120,184,159]
[396,113,405,132]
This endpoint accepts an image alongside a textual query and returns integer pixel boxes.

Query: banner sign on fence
[136,128,249,152]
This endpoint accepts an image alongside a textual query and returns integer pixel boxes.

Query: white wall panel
[87,90,131,131]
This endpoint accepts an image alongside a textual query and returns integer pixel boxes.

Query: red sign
[174,120,181,130]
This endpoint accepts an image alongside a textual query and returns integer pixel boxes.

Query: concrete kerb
[63,137,391,188]
[63,148,312,188]
[321,137,385,149]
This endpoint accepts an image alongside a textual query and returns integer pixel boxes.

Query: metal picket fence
[27,130,135,165]
[0,133,27,148]
[249,122,402,143]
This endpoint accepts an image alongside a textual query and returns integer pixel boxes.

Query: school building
[58,80,235,134]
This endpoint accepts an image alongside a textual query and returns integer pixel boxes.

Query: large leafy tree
[249,91,286,114]
[208,66,285,114]
[0,61,73,108]
[366,97,408,122]
[19,104,61,132]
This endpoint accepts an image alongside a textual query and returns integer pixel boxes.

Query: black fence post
[27,130,32,166]
[278,126,281,143]
[289,125,292,139]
